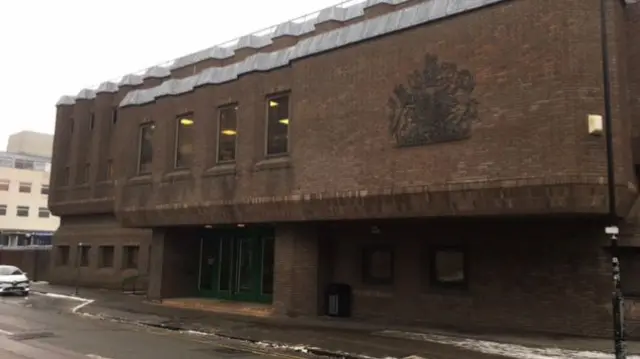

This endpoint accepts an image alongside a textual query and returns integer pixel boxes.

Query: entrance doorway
[198,227,274,303]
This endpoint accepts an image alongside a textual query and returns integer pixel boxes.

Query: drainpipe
[599,0,626,358]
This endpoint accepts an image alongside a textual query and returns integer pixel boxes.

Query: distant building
[0,132,57,248]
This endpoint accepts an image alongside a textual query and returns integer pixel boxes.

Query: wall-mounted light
[221,129,237,136]
[180,118,194,126]
[587,114,603,136]
[279,118,289,125]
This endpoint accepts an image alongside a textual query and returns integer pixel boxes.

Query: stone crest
[388,54,479,147]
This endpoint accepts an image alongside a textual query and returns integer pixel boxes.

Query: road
[0,293,314,359]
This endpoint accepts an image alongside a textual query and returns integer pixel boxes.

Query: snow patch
[377,330,639,359]
[33,291,92,302]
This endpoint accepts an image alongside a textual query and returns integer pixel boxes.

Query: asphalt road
[0,293,315,359]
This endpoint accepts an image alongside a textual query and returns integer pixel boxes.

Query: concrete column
[147,228,166,301]
[273,224,321,317]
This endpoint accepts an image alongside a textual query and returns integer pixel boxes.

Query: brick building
[49,0,640,337]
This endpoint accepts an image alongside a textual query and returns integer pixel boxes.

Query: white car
[0,265,30,296]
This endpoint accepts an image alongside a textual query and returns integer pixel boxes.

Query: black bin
[325,283,351,317]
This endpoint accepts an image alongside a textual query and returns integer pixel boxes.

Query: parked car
[0,265,30,296]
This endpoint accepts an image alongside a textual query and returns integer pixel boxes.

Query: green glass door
[198,229,274,304]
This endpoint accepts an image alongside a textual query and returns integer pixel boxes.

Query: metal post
[74,242,83,296]
[600,0,626,357]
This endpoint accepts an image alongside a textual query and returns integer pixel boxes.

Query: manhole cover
[10,331,55,341]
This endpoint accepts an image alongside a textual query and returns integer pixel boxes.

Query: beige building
[0,132,57,247]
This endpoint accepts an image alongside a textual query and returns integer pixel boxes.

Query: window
[79,245,90,267]
[0,205,6,216]
[57,246,70,266]
[266,95,290,156]
[175,114,195,168]
[428,245,468,290]
[0,179,8,191]
[16,206,29,217]
[217,106,238,163]
[18,182,31,193]
[78,163,90,184]
[138,123,155,174]
[122,246,139,269]
[38,207,50,218]
[98,246,115,268]
[0,157,12,168]
[14,159,35,170]
[362,245,394,285]
[105,159,114,180]
[34,161,49,172]
[111,107,118,125]
[41,184,49,195]
[89,113,95,130]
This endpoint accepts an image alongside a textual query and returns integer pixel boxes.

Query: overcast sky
[0,0,343,151]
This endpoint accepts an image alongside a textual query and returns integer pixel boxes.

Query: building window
[0,179,9,191]
[16,206,29,217]
[362,245,394,285]
[14,159,35,170]
[111,108,118,125]
[217,105,238,163]
[57,246,70,266]
[0,204,6,216]
[266,94,290,156]
[38,207,50,218]
[0,157,12,168]
[138,123,155,174]
[77,163,90,184]
[89,113,95,130]
[98,246,115,268]
[105,159,114,180]
[79,245,90,267]
[18,182,31,193]
[175,114,195,168]
[428,245,468,290]
[41,184,49,195]
[122,246,140,269]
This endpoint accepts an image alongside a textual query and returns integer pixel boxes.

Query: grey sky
[0,0,342,150]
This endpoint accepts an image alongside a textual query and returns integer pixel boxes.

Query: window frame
[137,122,155,174]
[38,207,50,218]
[264,93,291,157]
[0,179,9,191]
[361,244,395,286]
[18,182,31,193]
[216,104,239,164]
[427,245,469,290]
[14,158,35,170]
[57,245,70,266]
[0,204,6,216]
[98,245,115,268]
[122,245,140,269]
[41,184,49,196]
[174,112,195,169]
[16,206,29,217]
[79,245,90,267]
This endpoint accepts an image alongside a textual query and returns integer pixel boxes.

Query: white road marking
[86,354,113,359]
[32,291,91,302]
[72,299,95,313]
[0,328,13,336]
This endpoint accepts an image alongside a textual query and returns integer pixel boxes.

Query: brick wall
[327,218,612,338]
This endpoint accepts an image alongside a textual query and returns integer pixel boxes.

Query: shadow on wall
[0,248,51,282]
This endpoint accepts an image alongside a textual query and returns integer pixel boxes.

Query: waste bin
[325,283,351,317]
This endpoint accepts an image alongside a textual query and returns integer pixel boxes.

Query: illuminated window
[175,114,195,168]
[138,123,155,174]
[217,106,237,163]
[266,94,290,156]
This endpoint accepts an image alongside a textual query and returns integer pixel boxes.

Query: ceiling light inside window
[279,118,289,125]
[221,129,237,136]
[269,101,279,108]
[180,118,194,126]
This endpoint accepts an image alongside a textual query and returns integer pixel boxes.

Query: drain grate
[9,331,55,341]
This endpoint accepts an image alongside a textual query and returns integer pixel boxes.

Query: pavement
[21,283,640,359]
[0,293,320,359]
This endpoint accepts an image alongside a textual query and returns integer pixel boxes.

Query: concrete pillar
[273,224,321,317]
[147,228,166,301]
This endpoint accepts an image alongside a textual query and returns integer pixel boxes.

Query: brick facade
[47,0,640,337]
